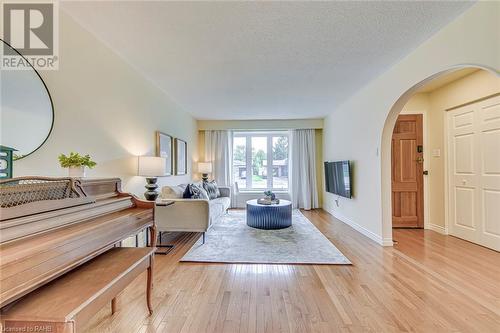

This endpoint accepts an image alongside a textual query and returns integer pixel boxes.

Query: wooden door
[448,94,500,251]
[392,114,424,228]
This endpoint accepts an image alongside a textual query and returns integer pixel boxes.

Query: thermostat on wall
[432,149,441,157]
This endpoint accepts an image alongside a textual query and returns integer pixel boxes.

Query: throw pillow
[182,184,195,198]
[162,185,184,199]
[203,180,220,200]
[183,183,210,200]
[195,185,210,200]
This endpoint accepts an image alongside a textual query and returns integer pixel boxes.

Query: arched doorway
[380,65,500,244]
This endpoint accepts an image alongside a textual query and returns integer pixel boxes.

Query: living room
[1,1,499,332]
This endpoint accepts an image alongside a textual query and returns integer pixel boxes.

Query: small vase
[68,166,85,177]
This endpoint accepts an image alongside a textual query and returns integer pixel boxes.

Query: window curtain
[290,129,319,210]
[204,130,234,205]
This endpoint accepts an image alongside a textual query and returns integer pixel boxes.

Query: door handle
[415,157,424,164]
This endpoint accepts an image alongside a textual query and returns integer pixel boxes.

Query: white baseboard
[327,209,392,247]
[381,237,395,246]
[427,223,448,235]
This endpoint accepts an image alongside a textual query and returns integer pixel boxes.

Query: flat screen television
[324,160,352,198]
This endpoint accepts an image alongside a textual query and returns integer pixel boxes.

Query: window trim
[233,131,289,191]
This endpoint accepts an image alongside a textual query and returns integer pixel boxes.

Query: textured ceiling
[62,1,474,120]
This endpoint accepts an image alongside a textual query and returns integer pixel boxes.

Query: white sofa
[155,184,231,243]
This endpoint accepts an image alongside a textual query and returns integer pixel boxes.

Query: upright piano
[0,177,156,332]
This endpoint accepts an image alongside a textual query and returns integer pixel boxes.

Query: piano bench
[0,247,155,333]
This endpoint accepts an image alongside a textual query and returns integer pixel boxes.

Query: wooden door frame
[391,113,427,229]
[409,111,430,231]
[444,108,451,236]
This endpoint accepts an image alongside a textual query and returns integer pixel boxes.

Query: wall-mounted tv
[324,160,352,198]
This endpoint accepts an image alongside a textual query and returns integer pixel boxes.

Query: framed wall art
[156,131,173,176]
[174,138,187,175]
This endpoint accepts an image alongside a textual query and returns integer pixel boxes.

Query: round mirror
[0,40,54,160]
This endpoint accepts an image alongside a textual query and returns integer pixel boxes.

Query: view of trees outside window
[233,132,289,191]
[233,136,246,189]
[251,137,267,188]
[272,136,289,189]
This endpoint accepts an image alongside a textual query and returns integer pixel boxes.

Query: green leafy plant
[58,152,97,168]
[263,190,276,201]
[13,153,24,161]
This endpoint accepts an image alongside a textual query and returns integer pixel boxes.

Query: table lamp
[138,156,166,201]
[198,162,212,182]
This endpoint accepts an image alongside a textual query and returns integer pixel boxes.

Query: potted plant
[58,152,97,177]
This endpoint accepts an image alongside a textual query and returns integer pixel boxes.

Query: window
[233,132,289,191]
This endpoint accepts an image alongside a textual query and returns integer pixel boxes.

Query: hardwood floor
[83,209,500,333]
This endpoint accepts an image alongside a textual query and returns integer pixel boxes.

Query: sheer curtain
[204,130,233,187]
[290,129,319,210]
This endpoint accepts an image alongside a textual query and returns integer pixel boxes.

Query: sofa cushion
[210,197,231,212]
[203,180,220,200]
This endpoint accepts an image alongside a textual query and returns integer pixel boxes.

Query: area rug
[180,210,351,265]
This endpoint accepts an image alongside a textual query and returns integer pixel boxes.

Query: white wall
[322,2,500,245]
[13,11,198,197]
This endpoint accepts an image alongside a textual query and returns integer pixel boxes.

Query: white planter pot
[68,166,86,178]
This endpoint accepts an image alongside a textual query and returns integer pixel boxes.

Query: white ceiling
[61,1,474,120]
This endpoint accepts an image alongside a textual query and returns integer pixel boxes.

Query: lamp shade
[138,156,166,177]
[198,162,213,173]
